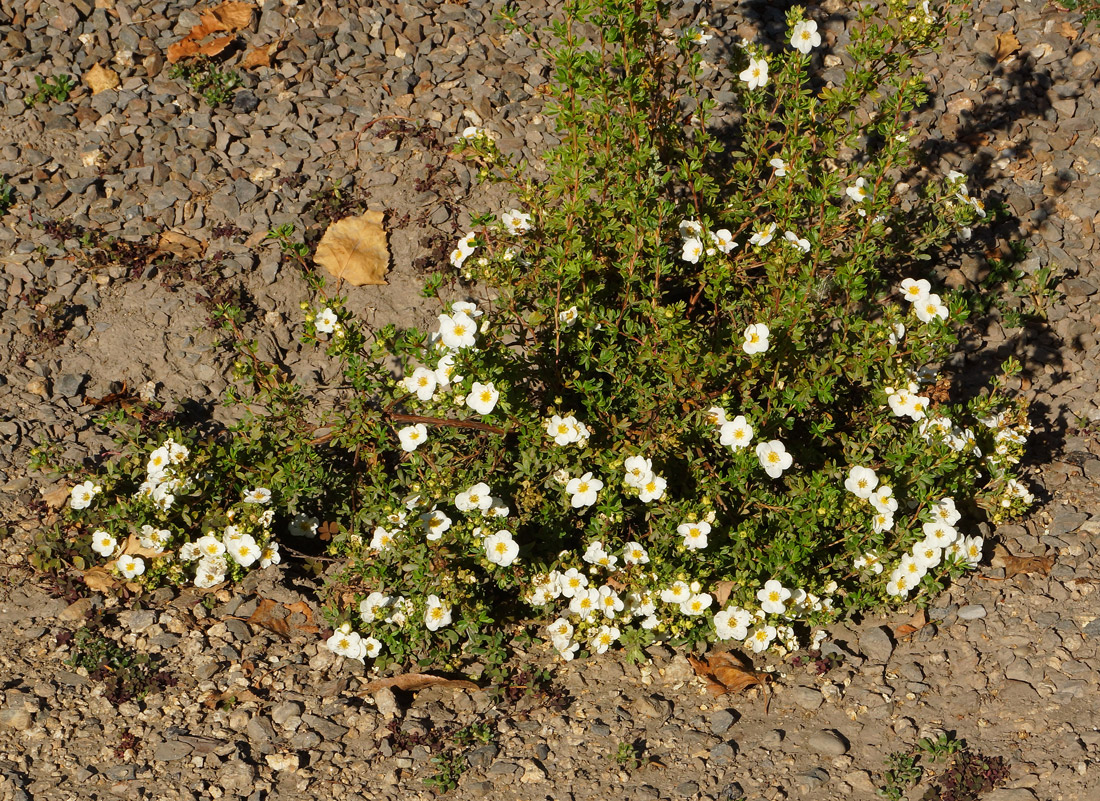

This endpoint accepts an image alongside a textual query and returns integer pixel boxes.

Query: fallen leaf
[894,608,928,638]
[713,580,736,607]
[241,41,278,69]
[167,1,254,63]
[1058,21,1079,40]
[156,230,206,260]
[992,545,1054,579]
[81,566,119,592]
[359,674,481,694]
[993,31,1020,63]
[688,651,769,697]
[41,483,71,509]
[232,597,321,638]
[85,382,134,408]
[317,520,339,541]
[122,533,166,560]
[314,210,390,286]
[202,687,264,709]
[85,63,120,94]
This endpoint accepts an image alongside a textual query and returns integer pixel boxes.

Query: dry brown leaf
[688,651,769,697]
[122,533,165,560]
[233,597,321,638]
[894,608,928,639]
[202,687,264,709]
[713,580,736,607]
[82,566,119,592]
[993,31,1020,63]
[41,483,71,509]
[1058,21,1079,40]
[314,210,390,286]
[359,674,481,694]
[166,1,254,63]
[85,63,120,94]
[993,545,1054,579]
[241,42,278,69]
[156,230,206,259]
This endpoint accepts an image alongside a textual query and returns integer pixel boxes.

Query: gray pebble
[858,625,895,664]
[958,604,987,621]
[153,739,193,761]
[54,373,86,398]
[710,708,736,736]
[808,730,849,756]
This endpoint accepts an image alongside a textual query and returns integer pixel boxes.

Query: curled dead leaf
[156,230,206,260]
[688,650,769,697]
[992,545,1054,579]
[122,533,165,560]
[314,210,390,286]
[41,483,71,509]
[202,687,264,709]
[231,597,320,638]
[712,580,736,607]
[993,31,1020,63]
[85,63,120,94]
[81,566,119,592]
[167,1,255,63]
[893,608,928,639]
[358,674,481,694]
[241,41,279,69]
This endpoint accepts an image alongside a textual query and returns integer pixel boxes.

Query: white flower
[566,472,603,509]
[742,323,770,355]
[582,540,616,569]
[569,588,600,620]
[460,126,486,140]
[363,636,383,659]
[315,308,338,334]
[623,455,653,488]
[70,480,102,510]
[719,415,753,450]
[449,232,477,269]
[899,278,931,303]
[424,595,453,631]
[179,541,202,561]
[589,624,620,655]
[844,466,879,499]
[559,306,579,327]
[597,585,624,618]
[886,569,917,597]
[756,440,792,478]
[749,221,776,246]
[437,311,478,349]
[546,414,581,446]
[117,555,145,580]
[502,208,532,235]
[359,591,393,622]
[434,353,457,387]
[196,534,226,559]
[422,508,452,541]
[870,485,898,514]
[326,629,367,662]
[147,446,171,477]
[370,526,395,551]
[846,177,869,203]
[783,230,810,253]
[679,219,703,238]
[872,510,894,533]
[757,579,791,614]
[638,473,667,503]
[769,157,788,177]
[854,550,883,575]
[484,529,519,567]
[961,535,984,565]
[790,19,821,54]
[139,525,170,553]
[678,520,711,550]
[710,229,738,254]
[466,381,499,415]
[922,521,958,548]
[914,293,949,323]
[888,322,906,346]
[622,542,650,565]
[229,535,261,567]
[91,530,117,557]
[912,538,943,570]
[288,513,319,538]
[558,568,589,598]
[740,56,769,89]
[455,482,493,513]
[260,543,281,568]
[403,367,438,401]
[547,617,574,647]
[660,581,691,605]
[747,624,777,653]
[680,592,712,616]
[681,237,705,264]
[195,556,226,588]
[705,406,729,427]
[932,497,961,526]
[714,606,752,640]
[398,423,428,452]
[243,487,271,504]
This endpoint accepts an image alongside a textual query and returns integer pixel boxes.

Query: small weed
[114,730,142,759]
[25,73,76,106]
[0,177,14,215]
[788,648,844,676]
[493,666,571,712]
[167,56,241,106]
[918,732,966,762]
[613,739,645,771]
[65,620,176,704]
[424,750,467,794]
[452,722,494,747]
[879,750,924,801]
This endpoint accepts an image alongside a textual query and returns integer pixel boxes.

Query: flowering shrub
[63,0,1034,672]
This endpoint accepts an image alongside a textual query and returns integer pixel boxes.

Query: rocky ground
[1,0,1100,799]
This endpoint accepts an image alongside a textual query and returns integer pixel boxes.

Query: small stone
[709,742,736,765]
[153,740,193,761]
[518,758,548,783]
[710,708,736,736]
[858,626,895,663]
[788,685,823,711]
[760,729,785,748]
[0,707,33,730]
[797,767,830,790]
[301,713,349,740]
[265,752,300,772]
[676,782,699,796]
[983,790,1037,801]
[58,597,96,622]
[957,604,987,621]
[808,730,849,757]
[55,373,87,398]
[182,128,216,149]
[272,701,303,726]
[371,687,400,718]
[232,90,259,114]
